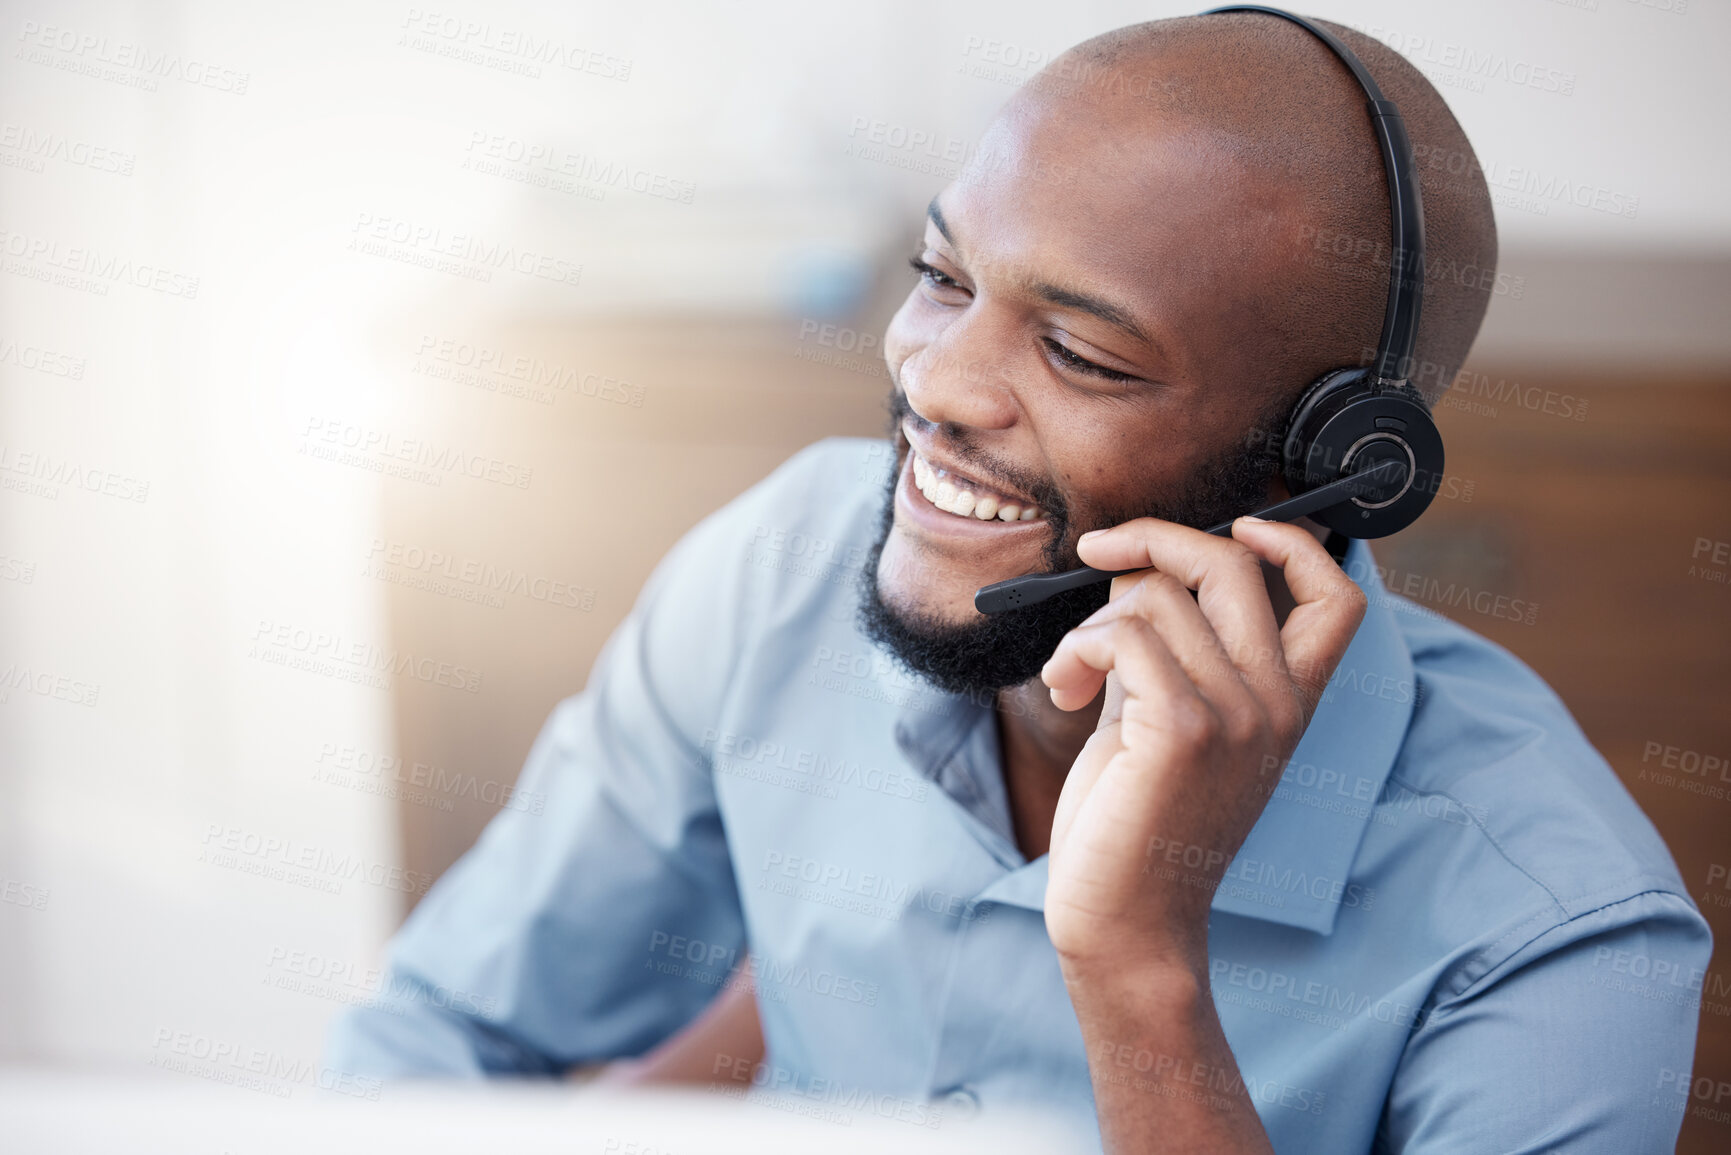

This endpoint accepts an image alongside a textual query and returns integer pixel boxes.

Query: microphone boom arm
[973,458,1406,615]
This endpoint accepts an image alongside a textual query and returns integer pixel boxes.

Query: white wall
[0,0,1724,1073]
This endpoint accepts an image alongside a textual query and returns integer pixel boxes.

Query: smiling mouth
[908,448,1047,522]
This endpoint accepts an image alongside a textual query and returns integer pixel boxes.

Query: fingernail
[1078,529,1104,541]
[1238,515,1270,523]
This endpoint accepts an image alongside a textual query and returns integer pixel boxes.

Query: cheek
[1046,417,1146,489]
[1044,417,1197,520]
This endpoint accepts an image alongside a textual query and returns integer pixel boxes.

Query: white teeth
[909,451,1043,522]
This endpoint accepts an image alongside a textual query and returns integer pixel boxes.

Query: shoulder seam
[1426,887,1703,1016]
[1384,769,1566,912]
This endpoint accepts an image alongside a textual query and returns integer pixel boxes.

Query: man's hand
[1038,516,1366,1154]
[1041,516,1366,975]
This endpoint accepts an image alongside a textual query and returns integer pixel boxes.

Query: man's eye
[1042,337,1136,382]
[908,255,965,292]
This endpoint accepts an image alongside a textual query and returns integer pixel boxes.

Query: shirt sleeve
[1377,889,1713,1154]
[325,474,771,1078]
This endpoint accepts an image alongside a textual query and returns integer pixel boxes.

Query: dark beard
[855,389,1288,701]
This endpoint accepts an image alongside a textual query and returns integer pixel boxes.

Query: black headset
[975,4,1443,615]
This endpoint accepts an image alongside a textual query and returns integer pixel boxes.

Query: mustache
[884,387,1071,525]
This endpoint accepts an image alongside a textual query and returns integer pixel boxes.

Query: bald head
[868,11,1500,685]
[1018,12,1498,404]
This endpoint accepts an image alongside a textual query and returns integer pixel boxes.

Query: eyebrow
[924,197,1158,354]
[926,197,955,246]
[1029,282,1156,351]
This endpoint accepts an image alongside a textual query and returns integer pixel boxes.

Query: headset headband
[1202,5,1425,389]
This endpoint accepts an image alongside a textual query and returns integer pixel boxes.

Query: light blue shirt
[328,437,1711,1153]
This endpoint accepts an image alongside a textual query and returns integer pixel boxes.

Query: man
[329,12,1711,1153]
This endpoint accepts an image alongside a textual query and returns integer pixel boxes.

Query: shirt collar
[891,538,1416,936]
[1209,537,1416,933]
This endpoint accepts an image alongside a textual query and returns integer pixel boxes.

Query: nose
[899,310,1019,433]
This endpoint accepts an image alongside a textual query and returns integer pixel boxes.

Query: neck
[994,679,1104,860]
[998,679,1105,771]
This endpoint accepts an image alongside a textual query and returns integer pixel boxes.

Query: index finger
[1076,517,1286,688]
[1227,518,1367,713]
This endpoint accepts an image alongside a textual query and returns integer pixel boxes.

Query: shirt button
[942,1086,981,1119]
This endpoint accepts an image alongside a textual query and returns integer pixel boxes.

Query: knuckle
[1126,572,1178,612]
[1268,695,1306,743]
[1223,704,1263,747]
[1167,697,1221,745]
[1112,615,1156,647]
[1141,569,1182,595]
[1220,540,1259,571]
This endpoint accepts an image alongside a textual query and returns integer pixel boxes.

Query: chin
[873,526,985,627]
[855,425,1108,699]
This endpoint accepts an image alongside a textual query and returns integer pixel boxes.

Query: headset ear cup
[1280,369,1444,539]
[1281,368,1372,497]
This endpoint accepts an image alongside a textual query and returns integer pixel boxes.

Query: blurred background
[1,0,1727,1148]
